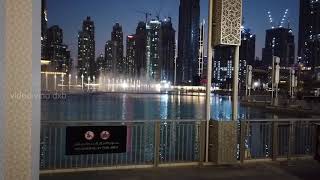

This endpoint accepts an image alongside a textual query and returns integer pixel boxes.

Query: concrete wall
[1,0,41,179]
[0,0,5,179]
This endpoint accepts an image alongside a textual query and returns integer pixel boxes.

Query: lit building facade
[239,28,256,84]
[105,40,113,73]
[146,20,161,81]
[46,25,72,73]
[213,46,233,84]
[262,27,295,67]
[298,0,320,69]
[96,53,105,76]
[78,16,96,80]
[177,0,200,85]
[111,23,124,75]
[160,18,176,83]
[41,0,48,60]
[126,35,136,76]
[134,22,147,78]
[198,20,205,78]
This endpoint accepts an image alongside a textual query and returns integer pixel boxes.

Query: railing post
[239,121,246,164]
[312,123,317,157]
[272,121,278,161]
[288,121,295,161]
[154,121,161,167]
[199,121,206,164]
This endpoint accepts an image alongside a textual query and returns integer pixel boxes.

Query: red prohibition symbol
[100,130,111,140]
[84,131,95,141]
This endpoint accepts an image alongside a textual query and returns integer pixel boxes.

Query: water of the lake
[41,93,313,121]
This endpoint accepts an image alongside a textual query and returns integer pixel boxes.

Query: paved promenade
[41,160,320,180]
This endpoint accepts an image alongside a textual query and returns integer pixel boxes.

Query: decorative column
[1,0,41,180]
[208,0,242,165]
[0,0,5,179]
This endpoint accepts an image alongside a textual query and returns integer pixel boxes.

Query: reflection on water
[41,93,311,121]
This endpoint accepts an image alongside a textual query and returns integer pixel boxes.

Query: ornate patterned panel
[213,0,242,46]
[4,0,36,179]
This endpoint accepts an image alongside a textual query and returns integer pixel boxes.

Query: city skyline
[47,0,299,60]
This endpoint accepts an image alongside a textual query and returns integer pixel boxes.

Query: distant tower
[96,54,105,76]
[41,0,48,59]
[262,27,295,67]
[47,25,71,73]
[177,0,200,85]
[105,40,113,73]
[126,35,136,76]
[111,23,124,75]
[41,0,48,39]
[146,20,161,81]
[134,22,147,78]
[160,18,176,83]
[78,16,96,79]
[239,28,256,84]
[198,19,205,77]
[298,0,320,69]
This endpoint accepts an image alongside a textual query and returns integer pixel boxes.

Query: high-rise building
[111,23,124,75]
[298,0,320,69]
[96,53,105,76]
[126,35,136,76]
[262,27,295,67]
[46,25,72,73]
[105,40,113,73]
[146,20,161,81]
[135,22,147,78]
[239,28,256,84]
[160,18,176,83]
[198,20,205,78]
[305,35,320,70]
[177,0,200,85]
[47,25,63,45]
[213,46,233,84]
[78,16,96,79]
[41,0,48,59]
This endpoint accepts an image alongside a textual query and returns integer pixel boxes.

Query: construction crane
[136,10,152,23]
[267,9,289,29]
[267,11,275,29]
[279,9,289,28]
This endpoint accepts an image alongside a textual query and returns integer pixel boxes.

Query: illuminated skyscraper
[146,20,161,81]
[46,25,72,73]
[78,16,96,79]
[298,0,320,70]
[160,18,176,83]
[239,28,256,84]
[262,27,295,67]
[177,0,200,85]
[41,0,48,59]
[111,23,124,75]
[126,35,136,76]
[198,20,205,78]
[105,40,113,73]
[134,22,147,78]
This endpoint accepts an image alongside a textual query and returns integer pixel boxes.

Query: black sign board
[66,126,127,155]
[316,124,320,161]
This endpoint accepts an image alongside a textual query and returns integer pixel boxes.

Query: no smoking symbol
[84,131,95,141]
[100,131,110,140]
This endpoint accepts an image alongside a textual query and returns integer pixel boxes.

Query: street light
[271,56,280,106]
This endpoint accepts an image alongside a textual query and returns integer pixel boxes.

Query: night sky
[47,0,299,60]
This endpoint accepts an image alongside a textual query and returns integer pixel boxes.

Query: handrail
[41,119,206,125]
[42,119,320,125]
[242,119,320,122]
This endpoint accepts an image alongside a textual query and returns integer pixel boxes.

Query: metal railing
[40,118,320,172]
[239,119,320,163]
[40,120,205,171]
